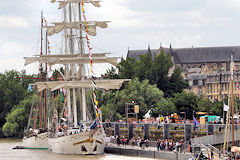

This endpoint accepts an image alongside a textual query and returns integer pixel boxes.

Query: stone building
[127,46,240,101]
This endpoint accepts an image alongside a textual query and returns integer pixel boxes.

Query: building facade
[127,46,240,101]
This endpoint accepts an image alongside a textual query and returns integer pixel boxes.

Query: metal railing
[200,144,222,159]
[207,144,221,159]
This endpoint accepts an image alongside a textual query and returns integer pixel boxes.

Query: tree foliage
[151,99,176,117]
[100,79,165,121]
[104,66,120,79]
[116,50,188,97]
[2,94,38,137]
[135,54,153,81]
[150,50,173,94]
[171,92,199,119]
[167,66,189,97]
[117,58,137,79]
[0,70,37,129]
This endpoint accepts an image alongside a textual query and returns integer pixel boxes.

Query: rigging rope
[81,1,101,120]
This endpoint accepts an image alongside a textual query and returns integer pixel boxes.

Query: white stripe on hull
[49,129,106,155]
[22,132,48,148]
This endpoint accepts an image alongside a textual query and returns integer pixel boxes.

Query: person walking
[117,135,121,146]
[210,147,214,159]
[145,139,149,148]
[176,141,179,152]
[157,139,161,151]
[140,137,145,149]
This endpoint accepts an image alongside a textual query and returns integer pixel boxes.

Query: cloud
[0,16,29,29]
[0,42,28,58]
[0,57,25,73]
[1,0,240,75]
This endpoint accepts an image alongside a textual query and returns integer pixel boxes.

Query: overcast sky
[1,0,240,75]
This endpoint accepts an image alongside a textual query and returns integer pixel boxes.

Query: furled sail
[34,53,110,58]
[33,79,129,92]
[46,21,109,36]
[57,0,101,9]
[24,55,119,66]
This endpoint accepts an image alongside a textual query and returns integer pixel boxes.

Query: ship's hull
[22,132,48,149]
[49,128,106,155]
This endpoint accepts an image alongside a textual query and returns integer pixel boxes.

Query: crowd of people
[106,135,183,152]
[156,139,180,151]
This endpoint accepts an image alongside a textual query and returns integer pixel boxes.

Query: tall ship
[24,0,127,155]
[22,11,49,150]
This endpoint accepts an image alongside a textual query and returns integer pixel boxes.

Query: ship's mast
[63,4,72,124]
[24,0,118,128]
[69,3,79,127]
[223,54,235,153]
[78,2,87,122]
[44,23,48,130]
[39,11,43,129]
[230,54,235,146]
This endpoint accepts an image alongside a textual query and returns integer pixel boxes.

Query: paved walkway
[193,127,240,146]
[105,143,194,160]
[107,143,178,153]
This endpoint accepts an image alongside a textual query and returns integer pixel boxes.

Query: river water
[0,139,156,160]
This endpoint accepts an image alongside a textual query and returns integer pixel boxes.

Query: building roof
[127,49,159,60]
[127,46,240,64]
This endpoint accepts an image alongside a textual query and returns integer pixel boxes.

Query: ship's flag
[193,117,199,127]
[223,104,229,111]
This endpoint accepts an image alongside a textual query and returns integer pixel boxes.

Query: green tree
[113,50,188,98]
[211,101,223,116]
[150,49,173,96]
[172,92,199,119]
[2,94,37,137]
[197,97,213,114]
[151,99,176,117]
[104,66,120,79]
[100,79,166,120]
[0,70,37,130]
[197,97,224,116]
[168,66,188,97]
[117,58,136,79]
[135,54,153,81]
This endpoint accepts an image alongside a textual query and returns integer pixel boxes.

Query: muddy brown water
[0,138,158,160]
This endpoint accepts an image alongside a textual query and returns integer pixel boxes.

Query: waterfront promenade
[105,143,193,160]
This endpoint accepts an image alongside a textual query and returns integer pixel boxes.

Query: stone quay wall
[105,146,193,160]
